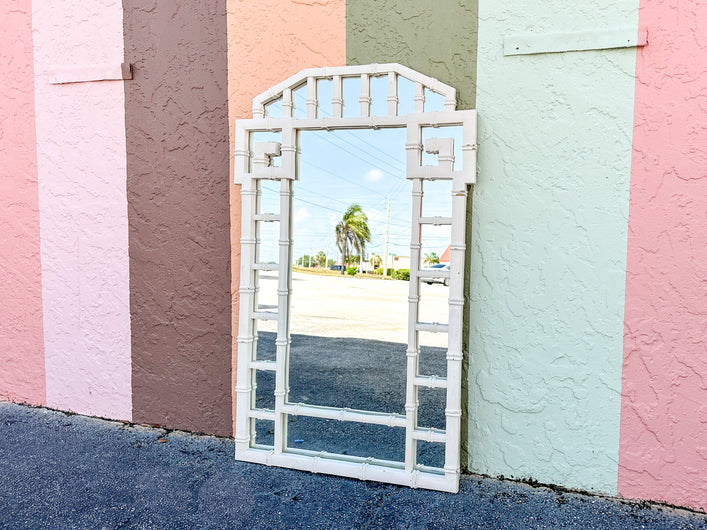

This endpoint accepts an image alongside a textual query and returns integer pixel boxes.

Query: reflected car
[422,263,450,286]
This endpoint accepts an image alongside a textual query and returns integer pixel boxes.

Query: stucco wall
[32,0,132,420]
[124,1,232,435]
[227,0,346,427]
[0,0,45,405]
[0,0,703,511]
[619,0,707,512]
[471,2,639,493]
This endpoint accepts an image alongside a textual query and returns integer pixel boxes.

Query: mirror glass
[252,80,461,468]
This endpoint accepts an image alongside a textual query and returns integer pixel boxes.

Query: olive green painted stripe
[346,0,478,110]
[346,0,478,472]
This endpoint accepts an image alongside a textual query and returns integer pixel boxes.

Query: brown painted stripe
[123,1,232,435]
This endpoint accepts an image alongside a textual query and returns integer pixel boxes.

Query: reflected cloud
[364,168,384,182]
[293,206,311,226]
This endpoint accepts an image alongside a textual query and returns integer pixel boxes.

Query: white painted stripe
[34,0,132,421]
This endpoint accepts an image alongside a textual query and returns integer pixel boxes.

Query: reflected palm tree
[336,203,371,275]
[370,253,382,270]
[423,252,440,266]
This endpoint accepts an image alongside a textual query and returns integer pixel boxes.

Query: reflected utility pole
[383,196,390,277]
[325,227,330,271]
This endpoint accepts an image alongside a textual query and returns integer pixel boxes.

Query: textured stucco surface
[227,0,346,427]
[0,0,45,405]
[124,1,232,435]
[470,2,639,494]
[619,0,707,512]
[346,0,478,110]
[32,1,132,420]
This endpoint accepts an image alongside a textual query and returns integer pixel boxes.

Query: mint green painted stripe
[346,0,478,110]
[470,2,639,494]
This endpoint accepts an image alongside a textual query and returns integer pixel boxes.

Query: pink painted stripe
[32,1,132,420]
[619,2,707,512]
[0,0,46,405]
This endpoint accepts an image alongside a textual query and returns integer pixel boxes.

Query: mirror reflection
[259,127,453,465]
[251,80,461,467]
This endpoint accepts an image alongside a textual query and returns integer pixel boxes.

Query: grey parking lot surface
[2,402,706,529]
[254,331,446,466]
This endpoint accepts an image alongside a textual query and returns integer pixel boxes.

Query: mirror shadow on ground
[1,402,705,529]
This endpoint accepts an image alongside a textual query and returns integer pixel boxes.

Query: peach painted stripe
[619,2,707,512]
[0,0,45,405]
[32,1,132,421]
[227,0,346,430]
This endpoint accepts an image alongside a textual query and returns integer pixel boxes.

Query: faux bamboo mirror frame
[233,64,476,493]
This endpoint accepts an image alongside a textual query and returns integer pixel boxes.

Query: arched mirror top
[251,63,457,120]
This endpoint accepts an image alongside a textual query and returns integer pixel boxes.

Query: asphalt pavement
[1,402,705,529]
[254,271,449,466]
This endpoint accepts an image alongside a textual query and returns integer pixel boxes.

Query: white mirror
[234,64,476,492]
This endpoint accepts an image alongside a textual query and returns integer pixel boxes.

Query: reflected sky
[255,80,461,265]
[255,126,458,265]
